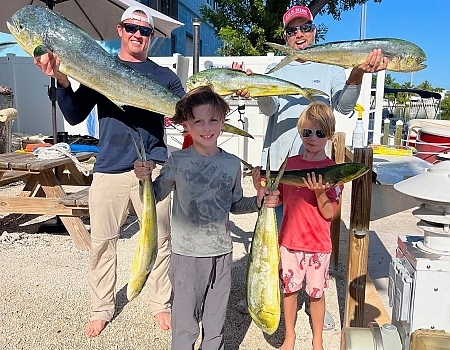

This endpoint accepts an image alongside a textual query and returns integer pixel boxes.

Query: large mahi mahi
[127,129,158,302]
[246,152,287,334]
[7,5,253,139]
[7,5,180,116]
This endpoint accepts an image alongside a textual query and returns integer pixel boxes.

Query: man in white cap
[34,5,185,337]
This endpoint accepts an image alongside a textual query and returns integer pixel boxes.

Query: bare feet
[154,311,171,330]
[279,332,296,350]
[85,319,108,337]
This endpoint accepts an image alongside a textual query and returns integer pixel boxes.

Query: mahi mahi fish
[240,158,370,187]
[7,5,179,116]
[186,68,328,100]
[246,152,286,335]
[266,38,427,74]
[127,129,158,302]
[6,5,252,138]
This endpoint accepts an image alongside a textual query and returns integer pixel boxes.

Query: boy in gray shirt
[134,86,279,350]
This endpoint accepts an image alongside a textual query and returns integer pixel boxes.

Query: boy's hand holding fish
[251,166,279,209]
[301,172,331,192]
[134,160,156,181]
[257,186,280,209]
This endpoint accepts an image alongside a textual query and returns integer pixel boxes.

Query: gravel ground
[0,178,395,350]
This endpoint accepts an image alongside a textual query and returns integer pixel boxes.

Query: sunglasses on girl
[285,23,315,37]
[121,23,154,37]
[301,129,327,139]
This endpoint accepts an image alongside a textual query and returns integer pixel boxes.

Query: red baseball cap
[283,6,314,27]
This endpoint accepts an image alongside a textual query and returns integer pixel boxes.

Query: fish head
[186,72,213,91]
[401,55,427,72]
[6,6,52,58]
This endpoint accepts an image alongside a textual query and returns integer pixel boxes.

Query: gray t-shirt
[153,146,259,257]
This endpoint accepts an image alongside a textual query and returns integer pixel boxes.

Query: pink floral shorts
[279,246,330,299]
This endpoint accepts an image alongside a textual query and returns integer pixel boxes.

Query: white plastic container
[352,117,365,149]
[352,104,365,149]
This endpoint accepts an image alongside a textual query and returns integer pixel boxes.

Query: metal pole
[46,0,58,145]
[192,18,201,74]
[359,3,366,40]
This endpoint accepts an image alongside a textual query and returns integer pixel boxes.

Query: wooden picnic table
[0,151,94,251]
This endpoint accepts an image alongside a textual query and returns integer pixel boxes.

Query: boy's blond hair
[297,101,335,138]
[172,85,230,125]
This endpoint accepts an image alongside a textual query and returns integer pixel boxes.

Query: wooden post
[394,120,403,146]
[382,118,390,145]
[343,147,373,328]
[328,132,346,271]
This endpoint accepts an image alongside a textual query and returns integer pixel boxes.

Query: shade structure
[0,0,183,39]
[0,0,184,143]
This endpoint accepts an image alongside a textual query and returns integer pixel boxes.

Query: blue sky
[316,0,450,89]
[1,0,449,89]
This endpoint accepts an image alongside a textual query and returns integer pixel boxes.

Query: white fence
[0,53,384,166]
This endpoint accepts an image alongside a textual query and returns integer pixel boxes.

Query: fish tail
[267,55,295,74]
[265,42,297,74]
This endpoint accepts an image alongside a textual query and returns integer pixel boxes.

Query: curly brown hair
[171,86,230,125]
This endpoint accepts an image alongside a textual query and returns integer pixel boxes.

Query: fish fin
[222,123,254,139]
[265,150,271,189]
[238,157,255,171]
[267,55,295,74]
[33,44,52,57]
[305,87,329,98]
[272,153,289,190]
[128,127,145,162]
[110,99,125,112]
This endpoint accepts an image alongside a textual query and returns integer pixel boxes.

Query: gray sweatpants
[169,252,232,350]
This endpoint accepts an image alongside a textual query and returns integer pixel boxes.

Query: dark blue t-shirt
[57,59,185,173]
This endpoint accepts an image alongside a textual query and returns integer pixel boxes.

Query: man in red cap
[234,5,387,350]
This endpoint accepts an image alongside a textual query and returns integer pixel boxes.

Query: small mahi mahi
[186,68,328,100]
[266,38,427,74]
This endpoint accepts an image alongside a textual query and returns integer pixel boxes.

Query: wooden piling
[394,120,403,146]
[328,132,346,271]
[343,147,373,328]
[382,118,390,145]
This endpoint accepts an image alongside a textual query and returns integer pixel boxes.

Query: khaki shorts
[279,246,330,299]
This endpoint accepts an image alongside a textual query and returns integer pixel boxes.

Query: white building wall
[0,53,382,166]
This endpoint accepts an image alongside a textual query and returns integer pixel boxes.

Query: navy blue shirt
[57,59,185,173]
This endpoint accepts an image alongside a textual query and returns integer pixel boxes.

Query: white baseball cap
[121,5,154,28]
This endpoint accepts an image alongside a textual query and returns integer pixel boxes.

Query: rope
[0,231,25,244]
[33,142,91,176]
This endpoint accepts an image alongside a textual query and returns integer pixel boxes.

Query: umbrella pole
[49,78,58,145]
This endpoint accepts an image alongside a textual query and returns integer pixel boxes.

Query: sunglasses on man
[285,23,315,37]
[300,129,327,139]
[121,23,154,37]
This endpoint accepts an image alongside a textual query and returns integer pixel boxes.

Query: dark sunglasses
[301,129,327,139]
[285,23,315,37]
[121,23,154,37]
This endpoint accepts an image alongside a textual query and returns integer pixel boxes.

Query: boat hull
[415,125,450,163]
